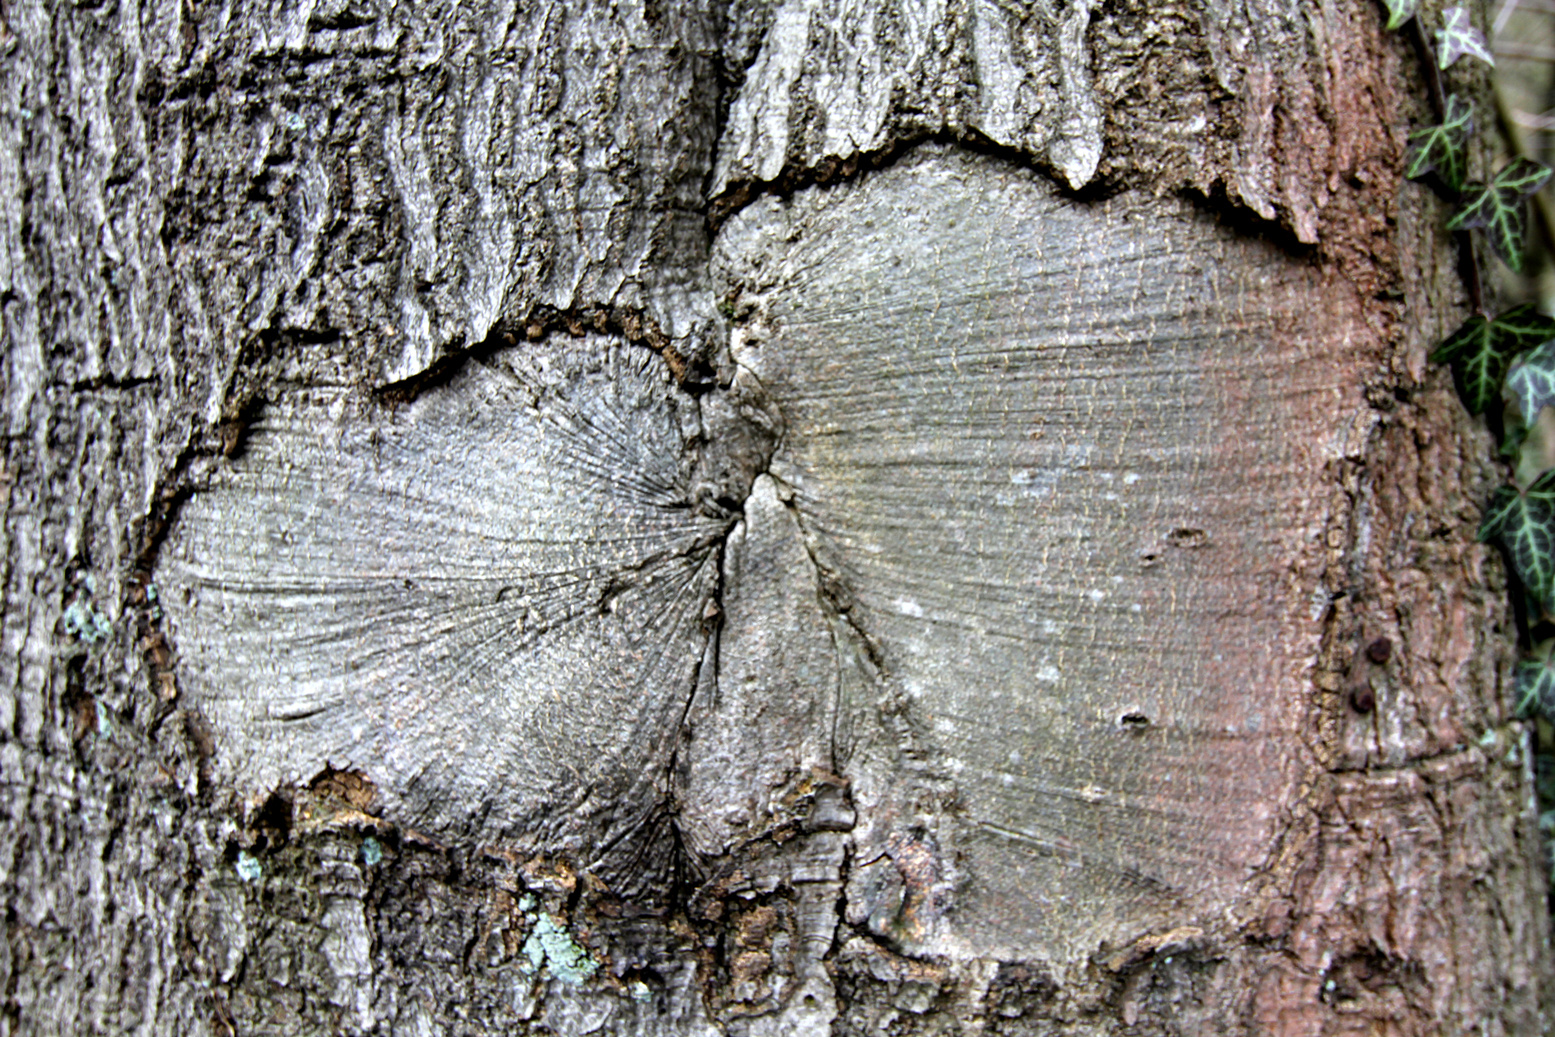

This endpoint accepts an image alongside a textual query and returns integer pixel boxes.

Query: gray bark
[3,0,1550,1034]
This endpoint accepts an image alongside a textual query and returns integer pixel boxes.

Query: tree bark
[2,0,1550,1034]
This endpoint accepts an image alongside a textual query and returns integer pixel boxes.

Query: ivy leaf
[1381,0,1419,30]
[1484,303,1555,355]
[1514,640,1555,716]
[1448,158,1554,272]
[1429,315,1488,365]
[1430,316,1508,412]
[1436,6,1494,67]
[1430,305,1555,413]
[1405,94,1473,193]
[1506,334,1555,425]
[1479,468,1555,613]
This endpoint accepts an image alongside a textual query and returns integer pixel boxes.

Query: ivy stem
[1408,15,1448,117]
[1410,14,1489,317]
[1458,230,1488,316]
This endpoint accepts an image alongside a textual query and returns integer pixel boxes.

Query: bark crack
[376,305,717,406]
[708,129,1116,232]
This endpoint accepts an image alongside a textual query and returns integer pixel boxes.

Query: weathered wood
[716,147,1349,965]
[3,0,1550,1033]
[161,340,723,853]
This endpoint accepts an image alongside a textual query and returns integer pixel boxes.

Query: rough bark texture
[2,1,1550,1035]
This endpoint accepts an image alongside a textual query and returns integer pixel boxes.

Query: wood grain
[715,146,1361,963]
[164,145,1367,969]
[161,339,725,855]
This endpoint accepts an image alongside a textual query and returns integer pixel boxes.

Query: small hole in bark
[683,357,717,392]
[1119,712,1150,730]
[258,790,293,843]
[1350,684,1376,714]
[1365,637,1392,664]
[1165,528,1207,548]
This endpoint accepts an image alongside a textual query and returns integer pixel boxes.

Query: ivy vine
[1386,2,1555,719]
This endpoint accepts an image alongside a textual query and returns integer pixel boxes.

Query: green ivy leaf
[1461,334,1514,413]
[1479,469,1555,613]
[1436,6,1494,67]
[1429,314,1490,365]
[1381,0,1419,30]
[1432,305,1555,367]
[1506,337,1555,425]
[1514,640,1555,716]
[1405,94,1473,193]
[1448,158,1554,272]
[1484,303,1555,355]
[1431,305,1555,413]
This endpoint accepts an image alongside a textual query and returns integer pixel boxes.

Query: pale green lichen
[63,598,112,643]
[361,837,383,866]
[518,903,598,986]
[236,851,262,883]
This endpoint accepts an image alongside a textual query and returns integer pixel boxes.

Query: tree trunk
[3,0,1550,1033]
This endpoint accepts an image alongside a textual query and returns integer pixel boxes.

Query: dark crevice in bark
[212,326,343,446]
[1326,740,1488,775]
[708,127,1127,233]
[761,472,886,685]
[1179,181,1323,264]
[67,374,159,394]
[124,325,345,642]
[376,305,717,407]
[665,535,727,891]
[700,3,751,227]
[126,449,230,744]
[710,130,1340,279]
